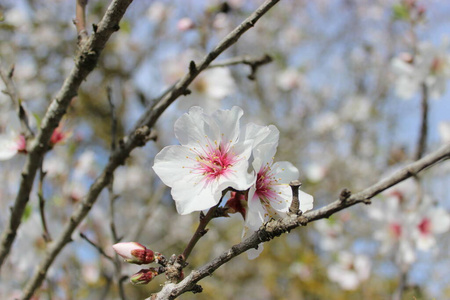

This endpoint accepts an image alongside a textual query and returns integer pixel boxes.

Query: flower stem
[181,205,218,261]
[182,190,230,261]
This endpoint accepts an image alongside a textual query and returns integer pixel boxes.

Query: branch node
[8,65,15,78]
[339,188,351,203]
[297,215,308,226]
[182,88,192,96]
[191,284,203,294]
[288,180,302,215]
[113,24,120,32]
[189,61,197,75]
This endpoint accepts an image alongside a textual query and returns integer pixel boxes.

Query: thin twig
[37,163,52,242]
[392,264,408,300]
[106,85,126,300]
[18,1,280,298]
[129,183,166,242]
[0,63,34,138]
[415,83,428,160]
[0,0,134,275]
[150,143,450,300]
[74,0,89,46]
[107,85,117,152]
[80,232,114,262]
[208,54,273,80]
[182,204,219,261]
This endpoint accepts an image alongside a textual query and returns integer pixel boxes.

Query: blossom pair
[0,126,67,160]
[152,106,313,257]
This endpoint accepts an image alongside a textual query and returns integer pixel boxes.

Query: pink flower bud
[112,242,155,265]
[50,126,66,146]
[177,17,195,31]
[130,268,158,285]
[225,191,247,219]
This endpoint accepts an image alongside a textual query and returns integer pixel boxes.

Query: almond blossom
[368,178,450,266]
[153,106,254,215]
[391,40,450,100]
[327,251,371,290]
[0,132,26,160]
[410,198,450,251]
[238,124,314,259]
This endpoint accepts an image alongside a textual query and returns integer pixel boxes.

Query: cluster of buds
[112,242,169,285]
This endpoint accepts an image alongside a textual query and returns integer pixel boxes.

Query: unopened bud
[225,191,247,219]
[130,268,158,285]
[50,126,66,146]
[112,242,155,265]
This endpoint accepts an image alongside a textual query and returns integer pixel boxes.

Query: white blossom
[153,106,254,215]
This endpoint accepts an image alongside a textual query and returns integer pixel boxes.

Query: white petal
[272,161,299,183]
[152,145,198,187]
[252,143,278,172]
[0,134,19,160]
[174,106,213,147]
[299,190,314,213]
[212,106,243,145]
[268,184,291,214]
[171,178,219,214]
[246,244,264,260]
[246,191,267,231]
[244,123,279,148]
[430,207,450,234]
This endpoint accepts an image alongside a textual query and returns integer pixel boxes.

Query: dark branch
[17,1,279,299]
[150,143,450,300]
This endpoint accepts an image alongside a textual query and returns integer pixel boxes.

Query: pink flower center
[389,222,402,238]
[255,164,278,202]
[188,139,239,185]
[418,217,431,235]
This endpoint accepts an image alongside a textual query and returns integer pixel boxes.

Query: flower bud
[112,242,155,265]
[50,126,66,146]
[225,191,247,219]
[130,268,158,285]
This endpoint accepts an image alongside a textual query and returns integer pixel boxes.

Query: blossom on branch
[327,251,371,290]
[391,41,450,100]
[240,124,314,259]
[153,106,254,215]
[0,132,26,160]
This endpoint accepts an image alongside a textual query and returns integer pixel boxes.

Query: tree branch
[0,0,134,294]
[415,83,428,160]
[149,143,450,300]
[181,205,218,261]
[17,1,280,299]
[0,63,34,138]
[133,0,280,132]
[208,54,273,80]
[74,0,89,46]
